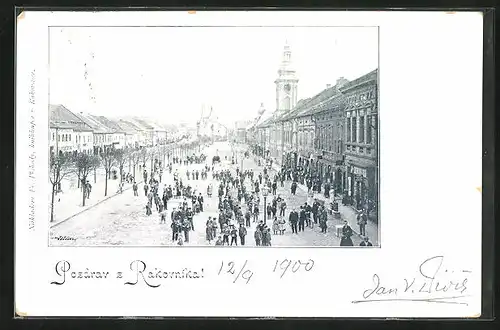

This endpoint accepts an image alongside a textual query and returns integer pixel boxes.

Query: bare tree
[140,147,150,169]
[101,146,116,197]
[130,149,141,179]
[75,152,99,207]
[49,153,75,222]
[114,148,128,183]
[92,155,101,184]
[161,145,168,165]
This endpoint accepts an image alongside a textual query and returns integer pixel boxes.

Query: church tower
[275,41,299,114]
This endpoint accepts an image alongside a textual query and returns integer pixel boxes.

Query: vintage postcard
[15,10,484,318]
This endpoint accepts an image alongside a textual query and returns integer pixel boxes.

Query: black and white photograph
[48,26,379,247]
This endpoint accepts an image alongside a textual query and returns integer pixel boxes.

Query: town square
[48,26,379,247]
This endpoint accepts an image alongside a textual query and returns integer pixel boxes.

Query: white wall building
[49,125,75,156]
[74,128,94,154]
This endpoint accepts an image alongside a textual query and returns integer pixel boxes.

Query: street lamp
[262,185,270,224]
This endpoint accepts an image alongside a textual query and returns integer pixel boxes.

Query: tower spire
[275,39,298,113]
[282,40,292,64]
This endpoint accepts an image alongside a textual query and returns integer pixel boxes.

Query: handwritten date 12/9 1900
[355,256,470,305]
[218,259,315,284]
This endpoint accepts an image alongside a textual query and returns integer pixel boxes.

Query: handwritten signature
[352,256,471,305]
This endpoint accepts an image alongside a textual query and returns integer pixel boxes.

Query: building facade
[50,104,171,157]
[312,78,349,194]
[49,105,95,157]
[251,45,379,219]
[340,69,378,212]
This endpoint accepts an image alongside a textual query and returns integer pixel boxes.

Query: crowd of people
[123,142,374,247]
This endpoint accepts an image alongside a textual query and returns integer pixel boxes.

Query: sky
[49,26,378,127]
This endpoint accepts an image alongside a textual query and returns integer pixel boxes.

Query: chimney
[326,84,332,89]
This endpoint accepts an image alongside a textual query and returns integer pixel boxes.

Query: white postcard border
[15,10,483,318]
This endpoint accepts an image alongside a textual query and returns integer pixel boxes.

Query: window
[347,118,351,142]
[359,116,365,143]
[329,126,333,151]
[69,134,71,142]
[52,133,54,141]
[367,115,372,144]
[352,117,357,142]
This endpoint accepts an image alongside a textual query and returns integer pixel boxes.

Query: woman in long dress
[278,216,286,235]
[340,221,354,246]
[206,220,214,244]
[272,217,279,235]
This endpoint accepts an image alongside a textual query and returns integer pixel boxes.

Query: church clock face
[284,83,291,92]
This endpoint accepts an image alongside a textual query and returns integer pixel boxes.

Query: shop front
[348,165,377,213]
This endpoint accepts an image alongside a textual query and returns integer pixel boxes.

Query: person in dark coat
[271,204,277,218]
[206,220,214,244]
[324,182,330,199]
[263,227,272,246]
[238,223,247,246]
[312,201,320,224]
[186,208,194,230]
[272,181,277,195]
[280,200,287,217]
[298,207,306,232]
[254,227,262,246]
[222,224,231,246]
[197,193,204,212]
[306,180,313,192]
[304,203,312,227]
[340,221,354,246]
[245,210,251,227]
[182,219,191,243]
[145,203,152,216]
[171,219,180,242]
[253,205,259,223]
[289,208,299,234]
[291,181,297,195]
[267,204,272,219]
[360,236,373,247]
[319,209,328,233]
[357,211,368,237]
[162,191,168,210]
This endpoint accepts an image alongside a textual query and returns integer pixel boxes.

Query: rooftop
[92,115,126,133]
[49,104,85,123]
[129,117,154,130]
[340,68,378,92]
[116,119,142,134]
[72,112,112,134]
[49,120,93,132]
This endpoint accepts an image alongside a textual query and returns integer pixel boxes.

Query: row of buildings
[49,104,181,157]
[246,42,379,213]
